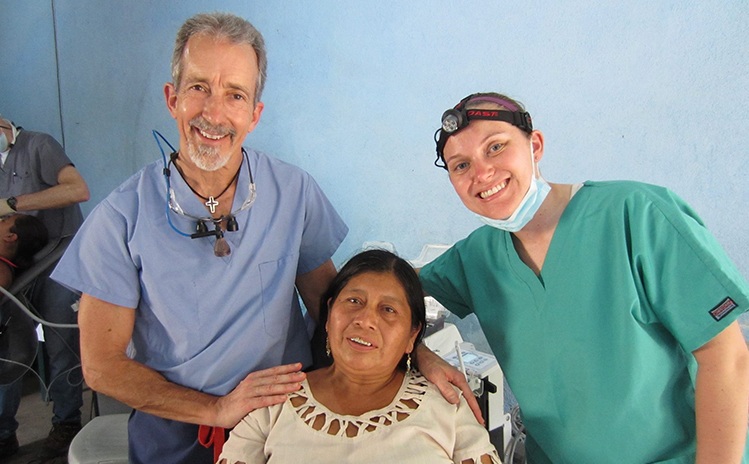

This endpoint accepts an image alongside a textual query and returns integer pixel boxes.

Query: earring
[325,337,331,357]
[406,353,411,374]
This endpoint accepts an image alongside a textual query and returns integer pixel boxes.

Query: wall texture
[1,1,747,284]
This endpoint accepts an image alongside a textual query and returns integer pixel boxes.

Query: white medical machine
[410,245,512,453]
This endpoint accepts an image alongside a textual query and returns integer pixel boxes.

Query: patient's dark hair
[320,249,426,370]
[11,215,49,269]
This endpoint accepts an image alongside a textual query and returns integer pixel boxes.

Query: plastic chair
[67,413,129,464]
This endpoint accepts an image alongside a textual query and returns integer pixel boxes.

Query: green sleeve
[631,186,749,352]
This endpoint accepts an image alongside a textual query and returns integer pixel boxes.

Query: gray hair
[171,12,267,104]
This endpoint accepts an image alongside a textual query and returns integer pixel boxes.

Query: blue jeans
[0,269,83,439]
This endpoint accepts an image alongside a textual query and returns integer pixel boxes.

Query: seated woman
[219,249,499,464]
[0,213,49,288]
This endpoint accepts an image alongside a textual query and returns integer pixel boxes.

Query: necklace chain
[174,153,243,214]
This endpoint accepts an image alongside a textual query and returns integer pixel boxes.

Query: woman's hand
[416,344,485,425]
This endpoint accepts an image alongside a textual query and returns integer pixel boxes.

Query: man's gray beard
[186,143,230,172]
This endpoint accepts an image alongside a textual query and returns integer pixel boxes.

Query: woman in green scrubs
[418,92,749,464]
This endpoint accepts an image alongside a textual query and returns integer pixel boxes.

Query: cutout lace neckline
[290,371,429,438]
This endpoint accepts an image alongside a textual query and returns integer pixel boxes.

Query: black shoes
[28,422,82,463]
[0,423,83,463]
[0,433,19,459]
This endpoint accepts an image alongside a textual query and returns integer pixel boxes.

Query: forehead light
[442,113,460,133]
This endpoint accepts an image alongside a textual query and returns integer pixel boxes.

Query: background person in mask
[0,116,90,462]
[418,92,749,463]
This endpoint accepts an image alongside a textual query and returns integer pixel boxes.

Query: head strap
[434,94,532,170]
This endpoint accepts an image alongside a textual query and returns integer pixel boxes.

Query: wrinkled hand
[0,199,14,217]
[417,345,485,425]
[213,363,306,428]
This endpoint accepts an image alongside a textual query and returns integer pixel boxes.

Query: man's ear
[246,101,264,135]
[164,82,179,119]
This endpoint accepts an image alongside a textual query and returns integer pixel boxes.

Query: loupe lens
[226,216,239,232]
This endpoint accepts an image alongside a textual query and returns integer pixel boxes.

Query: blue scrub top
[53,148,348,395]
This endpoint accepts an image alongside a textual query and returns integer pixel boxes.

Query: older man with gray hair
[52,11,347,463]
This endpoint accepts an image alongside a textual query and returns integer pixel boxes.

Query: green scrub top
[420,181,749,464]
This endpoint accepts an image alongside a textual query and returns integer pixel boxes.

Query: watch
[6,197,17,211]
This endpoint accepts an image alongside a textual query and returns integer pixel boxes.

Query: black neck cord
[171,152,243,216]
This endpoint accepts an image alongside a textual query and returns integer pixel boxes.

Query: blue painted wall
[1,1,747,282]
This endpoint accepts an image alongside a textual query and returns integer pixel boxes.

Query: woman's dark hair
[11,215,49,269]
[318,249,427,371]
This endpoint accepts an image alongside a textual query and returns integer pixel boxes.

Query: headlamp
[434,94,533,170]
[441,109,463,133]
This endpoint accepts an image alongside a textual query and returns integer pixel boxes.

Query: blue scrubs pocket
[258,255,299,337]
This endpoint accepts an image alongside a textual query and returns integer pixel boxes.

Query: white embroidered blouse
[219,371,500,463]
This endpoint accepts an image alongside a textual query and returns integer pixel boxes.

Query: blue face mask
[477,141,550,232]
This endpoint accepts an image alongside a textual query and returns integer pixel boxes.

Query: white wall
[1,1,747,283]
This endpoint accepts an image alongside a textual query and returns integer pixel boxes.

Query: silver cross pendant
[205,196,219,214]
